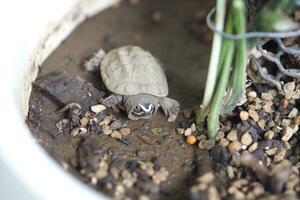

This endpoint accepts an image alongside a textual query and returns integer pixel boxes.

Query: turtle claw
[100,94,123,107]
[159,97,180,120]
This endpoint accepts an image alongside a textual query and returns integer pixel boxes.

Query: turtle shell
[100,46,168,97]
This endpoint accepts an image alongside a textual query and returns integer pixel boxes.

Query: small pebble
[273,147,286,162]
[288,108,298,118]
[239,111,249,121]
[261,92,273,101]
[257,119,266,129]
[281,119,291,127]
[79,127,87,134]
[228,141,242,153]
[119,128,131,136]
[248,142,258,152]
[102,125,112,135]
[283,82,296,99]
[110,120,122,130]
[199,139,215,150]
[219,138,229,147]
[248,109,259,122]
[91,177,98,185]
[91,104,106,113]
[264,130,274,140]
[294,116,300,125]
[262,102,273,113]
[227,166,235,179]
[111,131,122,139]
[186,135,196,145]
[80,117,89,126]
[99,118,111,126]
[198,172,215,183]
[248,91,257,98]
[208,186,220,200]
[282,125,299,141]
[184,128,192,136]
[227,130,238,141]
[70,127,80,136]
[190,123,197,132]
[241,133,252,146]
[215,131,225,141]
[265,148,277,156]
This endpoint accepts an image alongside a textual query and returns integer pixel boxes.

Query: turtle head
[124,94,158,120]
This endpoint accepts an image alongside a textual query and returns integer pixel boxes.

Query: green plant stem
[232,0,247,96]
[207,10,235,138]
[222,0,247,113]
[196,0,226,125]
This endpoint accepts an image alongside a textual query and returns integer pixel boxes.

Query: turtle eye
[133,105,143,114]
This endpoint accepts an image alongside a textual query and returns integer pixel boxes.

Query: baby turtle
[84,45,180,120]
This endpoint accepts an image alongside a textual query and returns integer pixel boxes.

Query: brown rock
[102,125,112,135]
[239,111,249,121]
[257,119,266,129]
[264,130,274,140]
[288,108,298,118]
[262,101,273,113]
[248,109,259,122]
[111,131,122,139]
[228,141,242,153]
[282,125,299,141]
[248,142,258,152]
[265,148,277,156]
[261,93,273,101]
[227,130,238,141]
[241,132,252,146]
[119,128,131,136]
[198,172,215,183]
[219,138,229,147]
[273,147,287,162]
[80,117,89,126]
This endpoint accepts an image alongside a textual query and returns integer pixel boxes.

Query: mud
[26,0,214,199]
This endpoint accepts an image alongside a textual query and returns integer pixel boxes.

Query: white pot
[0,0,120,199]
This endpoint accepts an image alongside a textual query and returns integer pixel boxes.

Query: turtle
[84,45,180,121]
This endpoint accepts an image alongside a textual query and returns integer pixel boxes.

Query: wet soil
[26,0,300,199]
[27,0,215,200]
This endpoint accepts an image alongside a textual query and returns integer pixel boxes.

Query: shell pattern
[100,46,168,97]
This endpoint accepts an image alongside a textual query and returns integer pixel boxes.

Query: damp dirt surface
[26,0,300,200]
[27,0,214,200]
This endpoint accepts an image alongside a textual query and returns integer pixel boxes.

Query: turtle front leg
[84,49,106,72]
[100,94,123,107]
[158,97,180,121]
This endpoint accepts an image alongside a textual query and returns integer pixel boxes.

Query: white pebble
[91,104,106,113]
